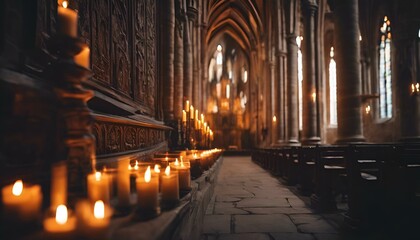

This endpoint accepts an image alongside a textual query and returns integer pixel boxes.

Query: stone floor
[200,156,420,240]
[201,156,341,240]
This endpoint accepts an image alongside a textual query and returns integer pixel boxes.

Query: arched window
[378,16,392,119]
[297,36,303,130]
[329,47,337,126]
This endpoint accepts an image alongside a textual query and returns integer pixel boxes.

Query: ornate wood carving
[93,117,167,155]
[111,0,132,97]
[146,0,157,113]
[91,0,111,85]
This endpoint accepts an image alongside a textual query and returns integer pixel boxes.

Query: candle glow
[145,166,151,182]
[12,180,23,196]
[56,205,68,225]
[165,166,170,176]
[94,200,105,219]
[154,164,160,173]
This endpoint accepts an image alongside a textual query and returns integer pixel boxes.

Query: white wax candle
[87,172,110,204]
[136,166,159,210]
[57,1,78,37]
[161,166,179,203]
[44,205,76,233]
[74,47,90,68]
[2,180,42,222]
[51,163,67,210]
[76,200,112,239]
[117,159,131,207]
[170,160,191,190]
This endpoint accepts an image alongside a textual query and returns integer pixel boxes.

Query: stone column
[270,61,278,144]
[286,34,300,145]
[183,6,194,102]
[334,0,365,143]
[301,0,320,144]
[192,19,200,108]
[162,0,175,121]
[174,0,184,119]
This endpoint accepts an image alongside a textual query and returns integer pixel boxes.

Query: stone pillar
[162,0,175,121]
[192,19,200,109]
[301,0,320,144]
[183,6,194,102]
[334,0,365,143]
[174,0,184,119]
[286,34,300,145]
[270,61,278,144]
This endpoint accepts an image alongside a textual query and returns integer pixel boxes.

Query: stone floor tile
[242,207,313,214]
[202,215,231,234]
[290,214,338,234]
[235,214,297,233]
[236,198,290,208]
[214,202,249,215]
[216,196,242,202]
[217,233,271,240]
[270,232,315,240]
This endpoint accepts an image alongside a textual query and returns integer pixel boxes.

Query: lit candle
[74,47,90,69]
[76,200,112,239]
[57,0,78,37]
[44,205,76,234]
[87,172,110,204]
[136,166,159,211]
[182,110,187,123]
[2,180,42,222]
[195,110,198,121]
[161,166,179,205]
[185,100,190,112]
[117,159,131,207]
[170,158,191,191]
[201,114,204,123]
[51,162,67,210]
[190,106,194,119]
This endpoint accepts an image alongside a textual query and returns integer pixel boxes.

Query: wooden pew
[311,145,347,212]
[344,144,395,230]
[283,146,300,185]
[297,146,316,195]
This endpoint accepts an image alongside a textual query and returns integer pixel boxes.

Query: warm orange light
[95,172,101,181]
[94,200,105,219]
[365,105,371,115]
[165,166,170,176]
[272,115,277,122]
[56,205,68,225]
[62,0,68,8]
[311,92,316,103]
[174,158,179,166]
[144,166,151,183]
[411,83,420,94]
[12,180,23,196]
[154,164,160,173]
[165,156,168,162]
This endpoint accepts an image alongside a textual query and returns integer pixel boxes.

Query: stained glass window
[297,36,303,131]
[329,47,337,125]
[379,16,392,119]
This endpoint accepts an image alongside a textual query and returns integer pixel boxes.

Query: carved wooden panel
[93,120,166,155]
[133,0,146,105]
[146,0,157,114]
[111,0,132,97]
[91,0,111,85]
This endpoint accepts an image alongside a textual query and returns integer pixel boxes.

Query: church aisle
[201,156,340,240]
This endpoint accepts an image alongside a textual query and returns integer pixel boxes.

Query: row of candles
[181,100,214,148]
[1,149,222,238]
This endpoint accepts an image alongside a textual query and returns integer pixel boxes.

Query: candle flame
[95,172,101,181]
[165,156,168,162]
[165,166,170,176]
[154,164,160,173]
[56,205,68,225]
[94,200,105,219]
[145,166,151,183]
[134,161,139,170]
[62,0,68,8]
[12,180,23,196]
[175,158,179,166]
[193,153,197,159]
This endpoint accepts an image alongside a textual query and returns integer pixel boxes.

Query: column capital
[302,0,318,15]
